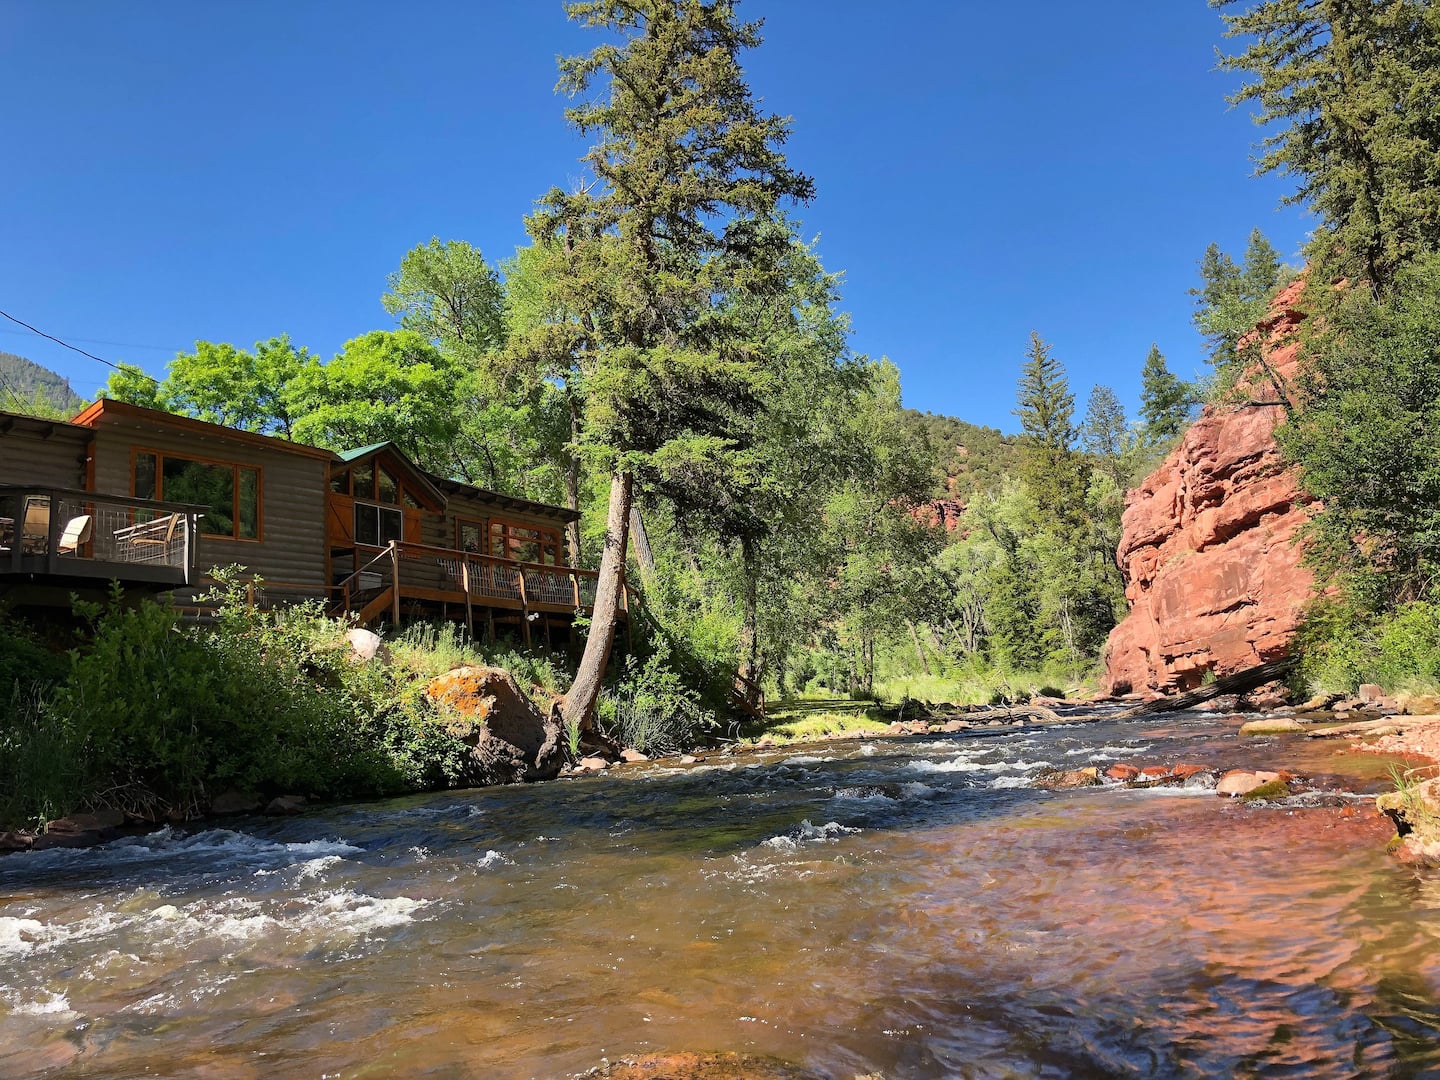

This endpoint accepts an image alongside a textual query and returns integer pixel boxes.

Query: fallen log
[1111,658,1298,719]
[1306,715,1440,739]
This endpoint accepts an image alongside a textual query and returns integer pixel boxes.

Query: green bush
[602,641,717,754]
[1297,600,1440,696]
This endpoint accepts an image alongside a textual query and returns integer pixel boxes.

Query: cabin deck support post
[461,558,474,640]
[517,567,532,649]
[389,541,401,627]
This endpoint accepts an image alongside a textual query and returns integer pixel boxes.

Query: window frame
[131,447,263,542]
[488,518,562,566]
[353,501,403,548]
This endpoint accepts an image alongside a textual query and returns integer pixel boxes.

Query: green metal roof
[337,441,392,462]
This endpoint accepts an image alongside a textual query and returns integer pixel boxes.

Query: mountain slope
[0,352,84,413]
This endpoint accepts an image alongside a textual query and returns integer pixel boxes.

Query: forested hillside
[898,409,1018,501]
[0,351,82,413]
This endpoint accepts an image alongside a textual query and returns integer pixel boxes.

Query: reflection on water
[3,712,1439,1078]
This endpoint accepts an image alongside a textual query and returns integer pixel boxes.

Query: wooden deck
[0,485,202,592]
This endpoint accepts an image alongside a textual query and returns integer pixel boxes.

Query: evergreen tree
[525,0,814,731]
[1080,384,1130,491]
[1013,332,1087,524]
[1191,228,1289,375]
[1213,0,1440,293]
[1138,344,1193,443]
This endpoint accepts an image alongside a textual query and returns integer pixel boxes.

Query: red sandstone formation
[1105,281,1316,694]
[914,497,965,532]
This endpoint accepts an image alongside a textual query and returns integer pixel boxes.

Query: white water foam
[761,820,859,850]
[476,850,513,869]
[7,990,72,1017]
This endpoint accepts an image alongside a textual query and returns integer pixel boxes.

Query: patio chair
[20,497,50,555]
[56,514,93,556]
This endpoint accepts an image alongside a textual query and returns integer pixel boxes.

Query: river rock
[574,756,610,774]
[210,790,263,816]
[582,1051,825,1079]
[1035,766,1101,790]
[1106,764,1141,781]
[1216,770,1266,797]
[1103,281,1314,695]
[0,831,34,852]
[619,748,649,763]
[1239,717,1306,735]
[424,665,563,784]
[265,795,308,816]
[1376,776,1440,838]
[1140,765,1170,778]
[1172,763,1207,780]
[345,627,390,664]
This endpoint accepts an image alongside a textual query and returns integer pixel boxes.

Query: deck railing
[0,485,201,586]
[331,540,618,639]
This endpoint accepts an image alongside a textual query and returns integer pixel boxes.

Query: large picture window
[354,503,403,547]
[134,451,259,540]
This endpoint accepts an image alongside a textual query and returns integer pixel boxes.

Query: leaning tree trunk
[562,468,633,733]
[565,399,583,567]
[738,533,760,686]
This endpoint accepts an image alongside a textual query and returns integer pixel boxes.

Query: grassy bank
[0,573,717,833]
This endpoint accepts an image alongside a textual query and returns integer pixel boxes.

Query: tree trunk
[561,468,633,733]
[565,398,582,567]
[907,620,931,676]
[738,533,760,685]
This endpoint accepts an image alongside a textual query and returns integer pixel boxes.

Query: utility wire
[0,326,182,353]
[0,307,162,385]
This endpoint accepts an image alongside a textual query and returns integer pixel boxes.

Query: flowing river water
[4,708,1440,1079]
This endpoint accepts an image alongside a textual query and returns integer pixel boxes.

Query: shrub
[602,641,717,754]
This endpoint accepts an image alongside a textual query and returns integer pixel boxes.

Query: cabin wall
[433,489,573,563]
[0,421,89,488]
[89,420,329,589]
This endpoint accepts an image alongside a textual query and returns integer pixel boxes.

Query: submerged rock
[425,665,563,784]
[1239,717,1306,736]
[579,1051,826,1079]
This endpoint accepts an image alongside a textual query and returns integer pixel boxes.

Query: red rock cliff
[1105,281,1315,694]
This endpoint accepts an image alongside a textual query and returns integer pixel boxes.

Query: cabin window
[329,468,350,495]
[133,450,260,540]
[377,466,399,505]
[354,502,402,547]
[402,491,422,510]
[353,461,375,501]
[457,520,485,554]
[489,519,561,565]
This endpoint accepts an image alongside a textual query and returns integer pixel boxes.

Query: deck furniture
[56,514,93,556]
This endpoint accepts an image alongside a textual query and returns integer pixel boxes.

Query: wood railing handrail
[0,484,207,514]
[357,539,601,579]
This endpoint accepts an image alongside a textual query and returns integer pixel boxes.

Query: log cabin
[0,401,611,645]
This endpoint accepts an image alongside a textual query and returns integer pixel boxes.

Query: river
[3,709,1439,1078]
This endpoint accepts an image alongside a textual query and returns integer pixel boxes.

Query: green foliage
[383,237,505,355]
[897,408,1019,500]
[1191,230,1291,385]
[1279,252,1440,608]
[1213,1,1440,293]
[1296,599,1440,696]
[1080,384,1131,491]
[1138,344,1195,445]
[1014,332,1089,530]
[602,641,718,755]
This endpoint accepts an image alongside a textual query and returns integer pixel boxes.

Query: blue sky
[0,2,1308,433]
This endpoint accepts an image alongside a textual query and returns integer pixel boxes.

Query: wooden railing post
[389,540,401,626]
[461,558,474,639]
[517,566,532,648]
[571,568,581,609]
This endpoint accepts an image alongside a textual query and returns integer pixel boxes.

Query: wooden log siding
[0,414,89,489]
[429,487,573,567]
[88,420,330,593]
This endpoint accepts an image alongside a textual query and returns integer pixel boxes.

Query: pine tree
[1213,0,1440,293]
[1138,344,1193,443]
[1013,332,1088,527]
[1192,228,1289,375]
[527,0,814,730]
[1080,384,1130,490]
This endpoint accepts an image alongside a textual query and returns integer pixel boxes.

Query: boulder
[345,627,390,665]
[424,665,564,784]
[1035,766,1101,790]
[209,790,263,816]
[574,756,610,774]
[1104,281,1315,695]
[1239,717,1306,735]
[1172,763,1207,780]
[1140,765,1171,778]
[32,809,127,850]
[1376,776,1440,838]
[0,831,34,853]
[1401,693,1440,716]
[619,748,649,763]
[1358,683,1385,703]
[1240,778,1292,801]
[1106,764,1141,781]
[264,795,308,816]
[1216,770,1267,797]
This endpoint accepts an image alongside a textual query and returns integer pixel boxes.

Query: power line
[0,326,182,353]
[0,307,162,385]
